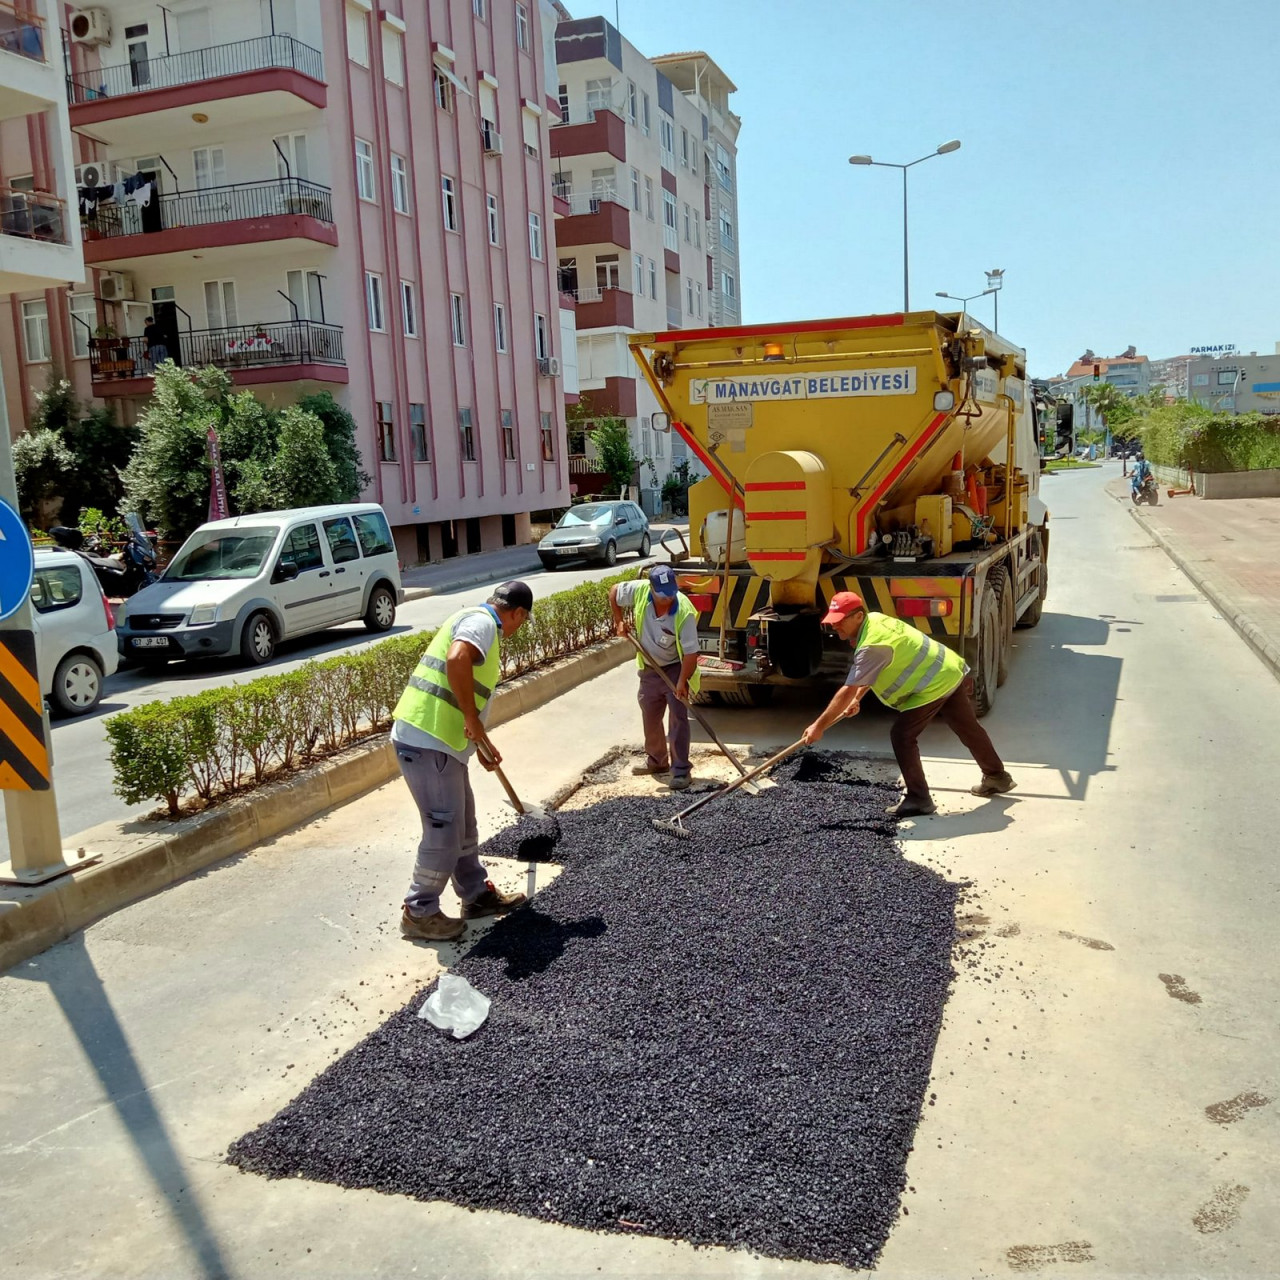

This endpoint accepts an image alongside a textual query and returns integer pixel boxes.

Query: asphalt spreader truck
[629,311,1049,716]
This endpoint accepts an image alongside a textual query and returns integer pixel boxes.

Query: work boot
[631,761,670,776]
[668,775,692,792]
[400,908,465,942]
[462,880,528,920]
[971,771,1017,797]
[889,794,937,820]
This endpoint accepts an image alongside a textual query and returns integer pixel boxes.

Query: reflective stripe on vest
[859,611,965,712]
[392,606,500,750]
[631,583,701,693]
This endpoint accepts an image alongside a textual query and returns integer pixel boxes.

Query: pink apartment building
[0,0,571,564]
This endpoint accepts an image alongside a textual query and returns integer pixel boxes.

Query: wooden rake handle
[669,738,807,824]
[475,730,526,815]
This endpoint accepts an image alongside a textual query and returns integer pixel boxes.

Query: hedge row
[106,569,639,818]
[1137,403,1280,473]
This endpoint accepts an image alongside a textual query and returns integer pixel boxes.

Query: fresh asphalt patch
[228,753,959,1269]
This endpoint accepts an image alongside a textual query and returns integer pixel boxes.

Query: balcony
[89,320,346,397]
[567,285,634,329]
[0,1,43,62]
[0,186,82,291]
[83,177,337,267]
[554,188,631,251]
[550,106,626,163]
[0,0,62,122]
[67,34,325,149]
[665,304,682,331]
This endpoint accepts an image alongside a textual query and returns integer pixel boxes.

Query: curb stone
[400,554,666,604]
[0,637,632,974]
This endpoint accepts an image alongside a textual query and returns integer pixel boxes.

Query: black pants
[889,675,1003,800]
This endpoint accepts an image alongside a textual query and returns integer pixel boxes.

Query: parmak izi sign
[690,367,917,404]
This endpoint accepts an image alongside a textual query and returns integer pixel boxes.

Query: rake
[651,739,806,839]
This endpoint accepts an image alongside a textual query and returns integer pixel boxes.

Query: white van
[117,504,403,667]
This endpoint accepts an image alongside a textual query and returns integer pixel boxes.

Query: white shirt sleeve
[614,581,639,609]
[451,610,498,663]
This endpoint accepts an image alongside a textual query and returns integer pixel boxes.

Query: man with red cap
[802,591,1014,819]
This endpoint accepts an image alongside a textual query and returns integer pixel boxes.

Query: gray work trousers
[638,663,691,778]
[395,743,488,918]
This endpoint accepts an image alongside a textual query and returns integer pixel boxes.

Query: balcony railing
[83,177,334,240]
[67,33,323,105]
[89,320,345,383]
[565,285,629,305]
[559,187,625,217]
[0,0,44,61]
[1,187,66,243]
[662,224,679,253]
[666,305,682,329]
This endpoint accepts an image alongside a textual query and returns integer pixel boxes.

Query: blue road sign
[0,497,34,623]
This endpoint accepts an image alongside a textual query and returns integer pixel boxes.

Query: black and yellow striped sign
[0,630,51,790]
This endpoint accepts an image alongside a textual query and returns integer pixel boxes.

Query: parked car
[538,501,651,568]
[30,548,119,716]
[116,503,403,668]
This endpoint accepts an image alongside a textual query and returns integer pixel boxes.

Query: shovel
[652,739,806,840]
[475,729,551,899]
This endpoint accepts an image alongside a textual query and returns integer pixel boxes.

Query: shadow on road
[11,935,233,1278]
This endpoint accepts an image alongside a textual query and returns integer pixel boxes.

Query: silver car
[538,501,651,569]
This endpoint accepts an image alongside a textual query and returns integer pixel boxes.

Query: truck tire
[965,585,1000,718]
[713,685,775,709]
[1017,529,1048,629]
[988,566,1014,688]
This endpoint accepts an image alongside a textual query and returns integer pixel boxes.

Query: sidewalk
[1115,478,1280,678]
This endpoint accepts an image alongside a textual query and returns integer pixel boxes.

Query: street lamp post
[985,268,1004,331]
[849,140,961,312]
[936,288,995,326]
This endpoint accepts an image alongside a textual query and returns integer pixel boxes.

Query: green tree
[296,391,370,500]
[588,416,637,496]
[264,406,340,507]
[12,427,75,526]
[1080,382,1133,445]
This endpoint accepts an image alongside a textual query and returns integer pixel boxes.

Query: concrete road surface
[1,464,1277,1277]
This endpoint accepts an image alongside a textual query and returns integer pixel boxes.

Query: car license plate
[698,635,724,653]
[133,637,169,649]
[556,546,575,554]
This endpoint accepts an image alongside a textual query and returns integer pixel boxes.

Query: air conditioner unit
[538,356,561,378]
[99,271,135,302]
[482,122,503,155]
[74,163,105,189]
[69,7,111,46]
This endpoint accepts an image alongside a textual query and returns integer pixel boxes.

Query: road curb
[401,556,543,603]
[0,637,632,974]
[1123,502,1280,682]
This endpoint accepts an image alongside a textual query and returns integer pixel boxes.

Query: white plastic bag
[418,973,491,1039]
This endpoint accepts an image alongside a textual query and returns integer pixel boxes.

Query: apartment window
[659,114,675,168]
[722,271,736,300]
[192,145,226,189]
[648,259,657,299]
[694,214,701,249]
[591,166,616,202]
[627,80,637,124]
[274,132,310,180]
[644,176,654,220]
[472,0,486,19]
[382,24,404,85]
[691,144,698,177]
[558,82,569,117]
[355,138,375,201]
[534,313,549,360]
[654,424,665,457]
[433,67,455,112]
[21,300,50,363]
[400,280,418,337]
[540,411,555,461]
[716,142,733,190]
[390,153,409,213]
[663,190,678,241]
[516,2,529,50]
[528,211,543,260]
[451,293,466,346]
[683,202,691,242]
[681,127,690,167]
[203,279,238,328]
[441,175,458,231]
[69,293,96,359]
[365,272,385,331]
[695,280,703,318]
[501,409,515,460]
[486,194,500,245]
[719,211,734,244]
[585,77,612,117]
[641,91,650,135]
[633,253,645,295]
[376,400,396,462]
[630,166,640,211]
[410,403,428,461]
[346,4,369,65]
[686,277,694,314]
[596,254,620,290]
[459,407,475,461]
[286,269,325,322]
[494,302,508,352]
[641,421,652,460]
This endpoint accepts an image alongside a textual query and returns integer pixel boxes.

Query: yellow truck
[629,311,1048,716]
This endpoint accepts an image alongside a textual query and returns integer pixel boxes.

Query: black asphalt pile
[228,751,958,1269]
[479,811,563,862]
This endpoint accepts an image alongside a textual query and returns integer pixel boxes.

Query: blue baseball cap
[648,564,678,597]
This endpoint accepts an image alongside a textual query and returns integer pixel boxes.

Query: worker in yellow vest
[802,591,1015,819]
[610,564,701,791]
[391,581,534,942]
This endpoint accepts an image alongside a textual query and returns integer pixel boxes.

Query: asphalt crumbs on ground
[227,753,959,1269]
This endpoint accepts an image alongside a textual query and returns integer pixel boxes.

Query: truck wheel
[1017,529,1048,629]
[989,566,1014,688]
[714,685,775,709]
[965,585,1000,718]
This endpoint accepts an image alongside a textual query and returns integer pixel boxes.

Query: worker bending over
[391,581,534,941]
[610,564,700,791]
[802,591,1015,819]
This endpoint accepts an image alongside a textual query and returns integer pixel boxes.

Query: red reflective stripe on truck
[751,551,807,561]
[745,481,807,491]
[853,410,950,553]
[745,510,806,520]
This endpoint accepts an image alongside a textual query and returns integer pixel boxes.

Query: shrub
[1135,403,1280,473]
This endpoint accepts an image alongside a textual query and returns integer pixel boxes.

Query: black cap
[492,580,534,612]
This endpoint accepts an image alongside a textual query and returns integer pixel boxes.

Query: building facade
[1188,348,1280,415]
[0,0,572,564]
[551,16,739,510]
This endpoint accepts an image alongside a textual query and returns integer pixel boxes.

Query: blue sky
[608,0,1277,377]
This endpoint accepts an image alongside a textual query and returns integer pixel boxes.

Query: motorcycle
[1131,472,1159,506]
[50,515,160,597]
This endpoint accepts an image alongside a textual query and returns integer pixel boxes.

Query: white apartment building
[552,15,740,511]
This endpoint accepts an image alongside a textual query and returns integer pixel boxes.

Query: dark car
[537,501,651,569]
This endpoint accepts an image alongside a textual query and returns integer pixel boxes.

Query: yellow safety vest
[857,611,965,711]
[392,606,501,751]
[632,583,701,693]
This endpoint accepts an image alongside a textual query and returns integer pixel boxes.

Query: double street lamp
[985,268,1005,331]
[849,139,961,312]
[936,288,995,324]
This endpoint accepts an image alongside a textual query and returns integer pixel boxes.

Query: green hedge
[106,569,639,818]
[1137,403,1280,473]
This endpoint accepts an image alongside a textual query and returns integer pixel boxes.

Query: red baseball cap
[821,591,866,626]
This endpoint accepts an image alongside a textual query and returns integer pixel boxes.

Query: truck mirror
[652,411,671,434]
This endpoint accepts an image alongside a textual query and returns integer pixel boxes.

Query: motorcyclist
[1131,453,1152,492]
